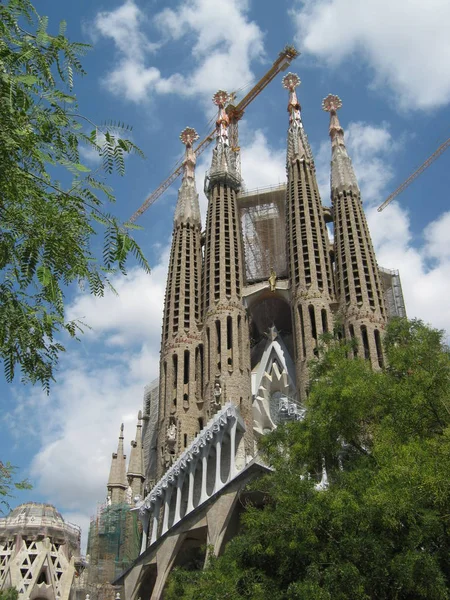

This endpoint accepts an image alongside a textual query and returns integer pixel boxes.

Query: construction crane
[129,45,299,223]
[377,135,450,212]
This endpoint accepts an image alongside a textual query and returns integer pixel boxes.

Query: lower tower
[323,95,386,367]
[202,91,252,456]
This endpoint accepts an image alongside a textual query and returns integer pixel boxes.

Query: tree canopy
[0,588,18,600]
[166,319,450,600]
[0,461,31,514]
[0,0,149,390]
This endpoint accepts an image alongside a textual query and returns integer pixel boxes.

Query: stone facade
[0,503,83,600]
[110,75,408,599]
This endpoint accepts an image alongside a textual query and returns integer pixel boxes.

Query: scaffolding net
[238,184,287,284]
[86,502,141,598]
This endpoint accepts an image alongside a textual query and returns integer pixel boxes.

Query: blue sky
[2,0,450,549]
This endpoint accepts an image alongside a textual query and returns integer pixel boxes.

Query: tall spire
[201,88,252,457]
[157,126,205,479]
[322,94,386,369]
[322,94,359,194]
[174,127,201,226]
[107,423,128,504]
[207,90,240,188]
[282,73,335,401]
[282,73,313,164]
[127,411,145,499]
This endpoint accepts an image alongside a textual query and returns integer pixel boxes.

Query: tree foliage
[0,588,19,600]
[0,0,149,390]
[166,319,450,599]
[0,461,31,514]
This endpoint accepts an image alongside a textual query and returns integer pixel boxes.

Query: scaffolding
[239,184,287,284]
[379,267,407,319]
[86,502,141,600]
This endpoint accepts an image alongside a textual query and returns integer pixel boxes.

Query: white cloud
[93,0,169,102]
[6,248,170,550]
[93,0,264,103]
[315,120,398,204]
[423,211,450,262]
[240,129,286,190]
[66,248,169,347]
[292,0,450,110]
[155,0,264,96]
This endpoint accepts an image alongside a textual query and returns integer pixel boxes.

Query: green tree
[0,461,31,514]
[0,588,19,600]
[166,319,450,600]
[0,0,149,390]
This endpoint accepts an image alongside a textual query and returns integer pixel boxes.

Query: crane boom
[129,45,299,223]
[378,135,450,212]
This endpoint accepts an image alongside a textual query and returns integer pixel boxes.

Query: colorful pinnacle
[322,94,343,112]
[212,90,229,107]
[179,127,199,147]
[282,72,301,91]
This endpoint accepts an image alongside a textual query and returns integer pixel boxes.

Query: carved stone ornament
[268,267,277,292]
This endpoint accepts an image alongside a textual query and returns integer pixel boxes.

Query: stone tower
[283,74,335,399]
[107,423,128,504]
[127,410,145,499]
[202,91,252,454]
[158,127,204,477]
[322,95,386,367]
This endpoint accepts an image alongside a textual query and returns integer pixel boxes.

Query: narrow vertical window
[199,344,204,394]
[309,305,317,341]
[321,308,328,333]
[172,354,178,387]
[227,316,233,369]
[361,325,370,361]
[298,304,306,359]
[162,361,167,417]
[216,320,221,371]
[184,350,189,385]
[349,324,357,358]
[237,315,243,370]
[207,328,211,381]
[374,329,384,368]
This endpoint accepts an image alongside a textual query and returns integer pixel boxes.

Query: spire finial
[322,94,345,147]
[322,94,342,113]
[282,73,301,124]
[120,423,124,438]
[180,127,199,148]
[322,94,359,194]
[179,127,199,182]
[213,90,230,146]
